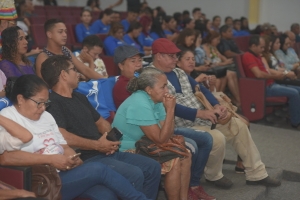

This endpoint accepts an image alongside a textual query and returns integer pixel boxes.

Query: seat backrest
[96,34,108,42]
[100,55,120,76]
[31,24,47,48]
[235,54,245,78]
[65,24,77,45]
[234,36,250,52]
[29,16,47,25]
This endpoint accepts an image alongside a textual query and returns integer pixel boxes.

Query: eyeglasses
[65,67,78,73]
[29,98,51,108]
[162,53,179,60]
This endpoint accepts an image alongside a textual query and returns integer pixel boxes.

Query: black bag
[5,77,19,100]
[31,165,62,200]
[275,78,300,86]
[135,135,189,164]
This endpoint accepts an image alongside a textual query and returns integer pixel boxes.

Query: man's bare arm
[95,117,111,134]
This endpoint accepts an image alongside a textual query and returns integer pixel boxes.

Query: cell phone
[106,127,123,141]
[71,153,81,159]
[211,113,220,130]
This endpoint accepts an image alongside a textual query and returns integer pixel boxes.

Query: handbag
[135,135,189,164]
[31,165,62,200]
[194,86,249,126]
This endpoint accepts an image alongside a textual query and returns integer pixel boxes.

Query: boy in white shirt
[75,35,108,80]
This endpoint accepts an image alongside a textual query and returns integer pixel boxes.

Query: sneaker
[246,176,281,187]
[191,186,216,200]
[206,176,233,189]
[188,188,199,200]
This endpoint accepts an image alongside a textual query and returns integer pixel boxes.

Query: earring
[18,105,21,108]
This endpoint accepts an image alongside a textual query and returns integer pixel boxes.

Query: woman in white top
[0,74,151,200]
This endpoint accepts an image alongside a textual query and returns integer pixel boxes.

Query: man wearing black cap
[149,38,281,189]
[113,45,143,108]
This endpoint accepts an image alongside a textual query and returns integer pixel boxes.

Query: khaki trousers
[193,117,268,181]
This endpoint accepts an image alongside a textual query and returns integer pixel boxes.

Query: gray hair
[127,67,165,93]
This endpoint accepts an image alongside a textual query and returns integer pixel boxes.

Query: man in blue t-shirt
[91,8,113,34]
[121,9,139,32]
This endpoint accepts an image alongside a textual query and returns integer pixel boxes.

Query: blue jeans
[59,161,151,200]
[83,151,161,200]
[266,83,300,125]
[174,127,213,187]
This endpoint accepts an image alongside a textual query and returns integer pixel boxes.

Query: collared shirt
[242,51,274,86]
[112,90,166,151]
[123,34,143,53]
[137,32,154,47]
[275,48,300,71]
[75,23,94,43]
[217,38,241,56]
[103,36,127,56]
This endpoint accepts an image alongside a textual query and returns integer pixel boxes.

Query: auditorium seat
[29,16,47,25]
[100,55,120,76]
[31,24,47,49]
[235,54,287,121]
[234,36,250,52]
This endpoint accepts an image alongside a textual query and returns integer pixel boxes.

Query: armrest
[0,165,32,190]
[238,77,266,121]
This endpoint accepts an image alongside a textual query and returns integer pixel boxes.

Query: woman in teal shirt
[112,67,192,200]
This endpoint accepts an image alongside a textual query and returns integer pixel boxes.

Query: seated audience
[41,55,161,200]
[150,17,166,40]
[263,35,296,80]
[0,26,35,77]
[84,0,101,12]
[75,35,108,79]
[75,10,94,43]
[151,38,281,189]
[291,23,300,42]
[202,19,213,38]
[113,45,143,108]
[182,18,195,30]
[35,19,103,80]
[177,48,217,91]
[211,16,221,32]
[163,15,179,42]
[271,24,279,36]
[91,8,113,34]
[240,17,250,33]
[232,19,250,37]
[0,74,153,200]
[121,8,139,32]
[103,22,127,56]
[123,22,144,54]
[242,35,300,128]
[275,33,300,75]
[202,31,241,107]
[182,10,190,21]
[217,25,242,58]
[112,65,215,200]
[138,15,154,52]
[261,23,273,36]
[224,16,233,27]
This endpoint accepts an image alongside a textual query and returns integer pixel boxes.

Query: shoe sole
[246,181,281,187]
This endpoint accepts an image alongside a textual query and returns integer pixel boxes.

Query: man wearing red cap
[149,38,281,189]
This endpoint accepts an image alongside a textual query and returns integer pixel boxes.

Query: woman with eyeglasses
[0,74,153,200]
[0,26,35,78]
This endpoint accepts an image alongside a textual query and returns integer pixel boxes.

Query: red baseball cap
[152,38,181,54]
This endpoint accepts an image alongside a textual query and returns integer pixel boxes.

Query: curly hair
[1,26,30,66]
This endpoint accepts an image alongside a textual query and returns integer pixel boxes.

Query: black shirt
[217,38,241,56]
[47,91,102,161]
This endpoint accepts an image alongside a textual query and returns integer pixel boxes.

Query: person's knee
[227,71,237,79]
[209,130,226,150]
[129,166,145,186]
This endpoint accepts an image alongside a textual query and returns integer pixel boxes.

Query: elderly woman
[0,75,152,200]
[112,67,191,200]
[103,22,127,56]
[202,31,241,107]
[0,26,35,77]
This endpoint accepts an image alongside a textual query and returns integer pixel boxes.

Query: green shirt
[112,90,166,151]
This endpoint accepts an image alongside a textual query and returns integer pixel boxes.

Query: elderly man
[149,38,281,189]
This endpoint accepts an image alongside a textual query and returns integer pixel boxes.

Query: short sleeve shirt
[112,90,166,151]
[47,91,102,160]
[242,51,274,86]
[0,106,67,154]
[217,38,241,55]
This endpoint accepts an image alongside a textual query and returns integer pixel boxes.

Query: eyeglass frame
[64,67,78,73]
[28,98,51,108]
[161,53,179,60]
